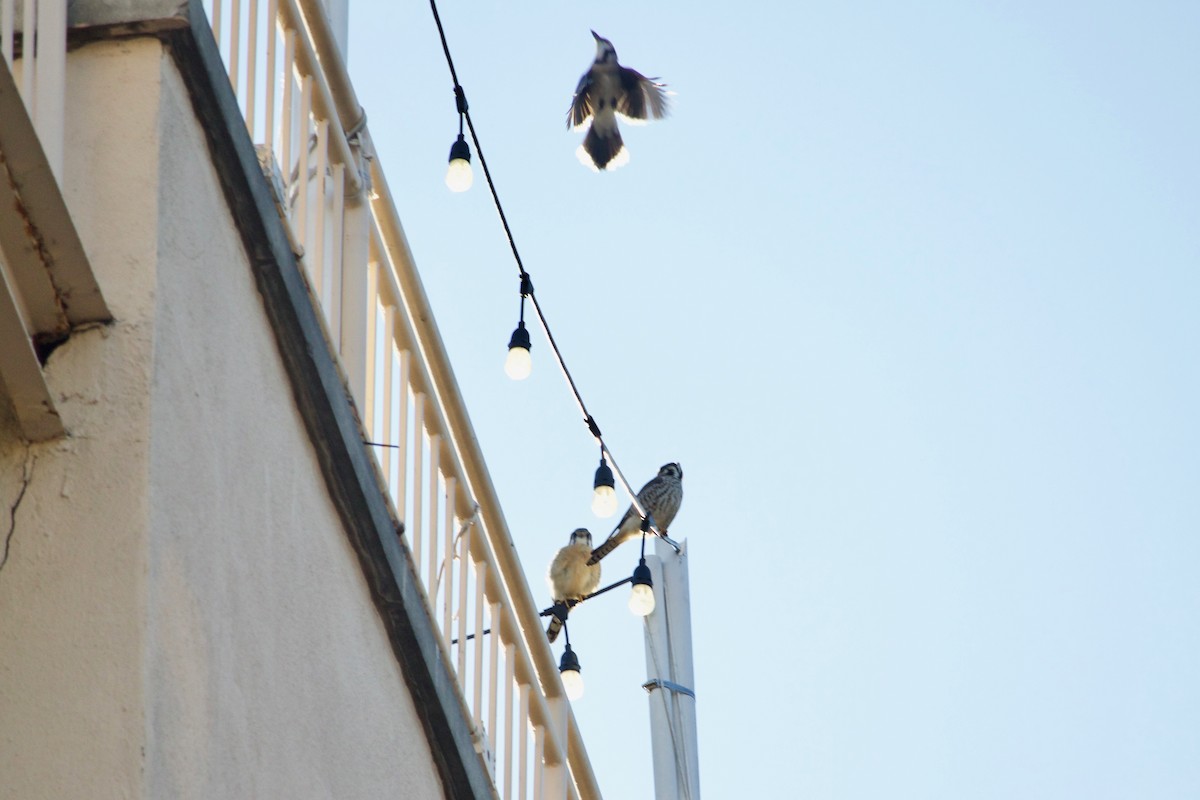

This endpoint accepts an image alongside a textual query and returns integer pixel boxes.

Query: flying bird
[546,528,603,642]
[568,30,670,171]
[588,463,683,565]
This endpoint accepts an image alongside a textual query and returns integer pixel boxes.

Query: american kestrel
[545,528,603,642]
[568,30,670,171]
[588,462,683,565]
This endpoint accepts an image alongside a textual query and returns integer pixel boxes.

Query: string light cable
[425,0,681,551]
[421,10,695,788]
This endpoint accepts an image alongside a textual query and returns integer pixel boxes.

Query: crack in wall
[1,147,70,328]
[0,444,36,577]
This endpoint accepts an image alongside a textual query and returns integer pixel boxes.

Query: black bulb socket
[593,460,615,491]
[508,321,531,351]
[559,643,581,674]
[631,558,653,589]
[448,134,471,164]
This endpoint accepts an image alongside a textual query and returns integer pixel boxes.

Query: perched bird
[546,528,603,642]
[567,30,669,171]
[588,463,683,565]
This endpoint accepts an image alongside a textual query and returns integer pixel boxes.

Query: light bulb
[628,558,655,616]
[591,458,618,517]
[445,134,473,192]
[560,666,584,700]
[591,484,618,517]
[559,645,584,700]
[445,159,473,192]
[504,345,532,380]
[505,322,532,380]
[628,582,656,617]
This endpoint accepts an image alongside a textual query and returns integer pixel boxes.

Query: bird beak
[590,30,601,41]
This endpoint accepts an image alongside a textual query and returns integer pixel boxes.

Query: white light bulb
[591,484,618,518]
[445,158,473,192]
[504,346,532,380]
[628,583,656,617]
[560,667,584,700]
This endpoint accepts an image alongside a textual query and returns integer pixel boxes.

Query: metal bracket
[657,532,682,554]
[642,679,695,699]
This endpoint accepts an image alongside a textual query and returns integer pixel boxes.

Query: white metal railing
[1,0,65,178]
[204,1,601,797]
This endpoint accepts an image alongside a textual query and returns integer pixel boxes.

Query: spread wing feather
[617,68,669,123]
[567,73,595,130]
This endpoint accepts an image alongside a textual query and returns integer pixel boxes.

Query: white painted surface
[0,38,160,800]
[0,38,445,799]
[643,540,701,800]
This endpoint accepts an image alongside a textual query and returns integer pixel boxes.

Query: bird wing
[640,473,683,531]
[550,545,603,598]
[616,68,669,124]
[567,72,595,130]
[547,547,574,599]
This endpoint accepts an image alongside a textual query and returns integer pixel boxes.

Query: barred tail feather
[546,615,563,643]
[586,536,622,566]
[578,125,628,171]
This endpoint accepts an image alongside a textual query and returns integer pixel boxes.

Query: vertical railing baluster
[489,599,501,759]
[327,162,345,343]
[444,475,458,645]
[395,349,410,517]
[427,435,441,600]
[379,305,394,484]
[518,685,530,799]
[533,725,545,800]
[362,259,378,438]
[455,522,469,677]
[244,0,257,139]
[2,0,13,67]
[229,0,241,90]
[545,698,569,799]
[411,394,424,571]
[34,0,65,181]
[473,556,486,717]
[20,0,33,106]
[264,0,277,153]
[311,118,328,296]
[279,29,295,193]
[504,644,516,800]
[295,75,312,250]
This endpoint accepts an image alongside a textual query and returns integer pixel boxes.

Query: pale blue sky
[350,2,1199,797]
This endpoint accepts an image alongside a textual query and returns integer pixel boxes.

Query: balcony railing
[204,0,601,797]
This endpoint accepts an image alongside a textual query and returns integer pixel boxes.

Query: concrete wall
[0,37,158,800]
[0,37,445,799]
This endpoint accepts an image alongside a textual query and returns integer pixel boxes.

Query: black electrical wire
[425,0,676,546]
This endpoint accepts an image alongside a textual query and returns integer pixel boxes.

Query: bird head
[659,462,683,480]
[590,30,618,63]
[569,528,593,547]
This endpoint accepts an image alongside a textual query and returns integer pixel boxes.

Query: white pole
[642,538,700,800]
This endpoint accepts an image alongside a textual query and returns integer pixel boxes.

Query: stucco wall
[0,37,160,800]
[1,37,445,799]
